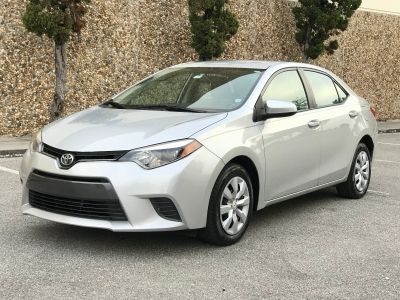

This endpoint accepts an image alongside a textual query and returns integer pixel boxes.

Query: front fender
[200,125,265,210]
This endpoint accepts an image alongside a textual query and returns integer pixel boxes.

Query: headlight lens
[30,130,42,153]
[120,139,202,169]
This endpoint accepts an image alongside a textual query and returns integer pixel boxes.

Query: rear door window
[304,71,341,107]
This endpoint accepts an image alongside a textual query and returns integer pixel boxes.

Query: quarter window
[304,71,341,107]
[335,82,348,103]
[262,71,309,110]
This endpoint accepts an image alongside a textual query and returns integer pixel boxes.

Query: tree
[292,0,361,62]
[22,0,90,120]
[188,0,239,61]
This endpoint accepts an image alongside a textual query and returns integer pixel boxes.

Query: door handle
[349,110,358,118]
[308,119,320,128]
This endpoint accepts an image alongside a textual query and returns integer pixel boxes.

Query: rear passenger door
[301,69,359,185]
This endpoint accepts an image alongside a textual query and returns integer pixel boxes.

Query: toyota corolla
[20,61,378,245]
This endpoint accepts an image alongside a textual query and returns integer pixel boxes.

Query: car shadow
[250,187,341,227]
[25,187,342,254]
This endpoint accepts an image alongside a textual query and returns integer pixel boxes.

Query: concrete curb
[378,120,400,134]
[0,135,30,157]
[0,150,26,157]
[378,128,400,134]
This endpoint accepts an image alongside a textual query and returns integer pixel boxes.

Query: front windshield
[112,67,264,112]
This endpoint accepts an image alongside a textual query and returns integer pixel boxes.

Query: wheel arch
[359,134,375,158]
[199,125,266,212]
[227,155,261,212]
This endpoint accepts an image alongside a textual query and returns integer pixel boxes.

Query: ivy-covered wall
[1,0,399,136]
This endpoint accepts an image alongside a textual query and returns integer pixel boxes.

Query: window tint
[262,71,309,110]
[335,82,347,103]
[304,71,340,107]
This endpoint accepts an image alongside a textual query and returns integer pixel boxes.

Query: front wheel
[198,164,254,246]
[336,143,371,199]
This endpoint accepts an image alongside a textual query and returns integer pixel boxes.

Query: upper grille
[29,190,128,221]
[42,143,128,169]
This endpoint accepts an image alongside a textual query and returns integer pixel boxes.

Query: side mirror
[253,100,297,122]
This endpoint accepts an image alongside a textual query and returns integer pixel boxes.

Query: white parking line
[376,159,400,164]
[368,190,390,196]
[0,166,19,175]
[378,142,400,146]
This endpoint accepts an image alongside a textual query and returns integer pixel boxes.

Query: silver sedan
[20,61,378,245]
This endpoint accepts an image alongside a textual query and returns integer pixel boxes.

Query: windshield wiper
[164,106,208,113]
[129,104,208,113]
[101,99,126,109]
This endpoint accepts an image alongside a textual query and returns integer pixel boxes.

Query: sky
[360,0,400,14]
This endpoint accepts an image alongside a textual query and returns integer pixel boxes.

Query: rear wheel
[337,143,371,199]
[198,164,254,246]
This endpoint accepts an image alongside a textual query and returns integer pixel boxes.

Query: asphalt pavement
[0,134,399,299]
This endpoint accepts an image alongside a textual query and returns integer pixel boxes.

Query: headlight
[30,129,42,153]
[120,139,202,169]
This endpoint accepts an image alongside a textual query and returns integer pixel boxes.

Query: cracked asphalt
[0,134,399,299]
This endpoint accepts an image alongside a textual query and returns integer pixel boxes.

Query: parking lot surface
[0,134,399,299]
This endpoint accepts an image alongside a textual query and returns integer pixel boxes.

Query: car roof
[172,60,333,70]
[172,60,283,69]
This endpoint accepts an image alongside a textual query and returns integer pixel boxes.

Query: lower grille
[29,190,127,221]
[150,197,181,222]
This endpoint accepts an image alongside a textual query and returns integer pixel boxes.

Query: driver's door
[258,69,321,201]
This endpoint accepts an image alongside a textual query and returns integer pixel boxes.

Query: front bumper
[20,146,224,232]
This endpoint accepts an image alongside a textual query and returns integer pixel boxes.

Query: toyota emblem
[60,153,75,167]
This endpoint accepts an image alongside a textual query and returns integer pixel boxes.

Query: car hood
[42,107,227,151]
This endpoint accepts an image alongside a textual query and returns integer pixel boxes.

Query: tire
[336,143,371,199]
[198,163,254,246]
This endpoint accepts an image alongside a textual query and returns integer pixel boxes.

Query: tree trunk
[303,50,310,63]
[303,25,311,63]
[51,42,66,121]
